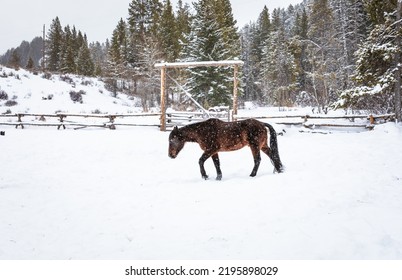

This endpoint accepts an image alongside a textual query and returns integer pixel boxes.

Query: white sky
[0,0,302,54]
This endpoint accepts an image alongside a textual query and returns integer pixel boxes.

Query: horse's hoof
[216,175,222,181]
[250,173,256,177]
[202,175,209,180]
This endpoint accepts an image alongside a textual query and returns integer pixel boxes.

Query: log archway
[155,60,244,131]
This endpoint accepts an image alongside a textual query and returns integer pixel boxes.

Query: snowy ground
[1,121,402,260]
[1,66,402,260]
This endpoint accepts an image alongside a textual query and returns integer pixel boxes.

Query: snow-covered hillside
[0,66,142,115]
[1,65,402,260]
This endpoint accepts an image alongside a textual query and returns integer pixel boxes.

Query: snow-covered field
[1,122,402,260]
[1,66,402,260]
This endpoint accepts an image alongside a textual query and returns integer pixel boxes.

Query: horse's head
[168,126,185,159]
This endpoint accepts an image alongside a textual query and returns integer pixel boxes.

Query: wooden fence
[237,113,395,131]
[0,113,161,130]
[166,107,230,127]
[0,111,395,131]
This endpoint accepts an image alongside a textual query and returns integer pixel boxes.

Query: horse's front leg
[250,147,261,177]
[199,152,211,180]
[211,153,222,180]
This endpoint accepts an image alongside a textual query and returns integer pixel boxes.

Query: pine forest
[1,0,401,119]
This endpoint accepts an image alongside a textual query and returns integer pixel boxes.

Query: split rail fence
[0,111,395,131]
[0,112,161,130]
[237,113,395,131]
[165,111,395,131]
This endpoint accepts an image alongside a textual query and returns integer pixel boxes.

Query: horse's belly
[224,144,246,151]
[220,138,248,151]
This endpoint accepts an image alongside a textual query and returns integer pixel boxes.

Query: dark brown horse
[168,118,283,180]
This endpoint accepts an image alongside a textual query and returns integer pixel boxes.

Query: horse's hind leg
[250,146,261,177]
[262,144,281,173]
[212,153,222,180]
[261,145,271,158]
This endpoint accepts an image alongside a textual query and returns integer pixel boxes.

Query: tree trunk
[395,0,402,122]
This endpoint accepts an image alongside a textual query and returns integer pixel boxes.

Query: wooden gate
[154,60,244,131]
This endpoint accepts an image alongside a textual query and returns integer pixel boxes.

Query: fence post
[232,64,239,121]
[160,67,167,131]
[395,0,402,122]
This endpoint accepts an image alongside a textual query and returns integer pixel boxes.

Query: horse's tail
[264,123,284,173]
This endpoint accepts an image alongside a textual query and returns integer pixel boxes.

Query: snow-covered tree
[158,0,179,62]
[240,6,271,103]
[107,18,129,94]
[181,0,240,107]
[89,41,109,76]
[136,36,162,111]
[291,7,310,97]
[175,0,192,46]
[76,40,94,76]
[335,4,400,113]
[127,0,162,69]
[331,0,369,90]
[306,0,339,112]
[260,9,297,106]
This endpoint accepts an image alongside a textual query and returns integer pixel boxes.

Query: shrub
[42,72,52,80]
[5,100,18,106]
[69,90,85,103]
[60,75,75,85]
[42,94,53,100]
[81,79,93,86]
[0,90,8,100]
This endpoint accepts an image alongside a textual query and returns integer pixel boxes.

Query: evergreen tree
[364,0,397,25]
[128,0,162,37]
[107,18,129,94]
[76,42,95,76]
[181,0,240,107]
[240,23,258,102]
[136,36,162,111]
[306,0,339,111]
[241,6,271,103]
[9,49,21,70]
[127,0,163,68]
[89,41,108,76]
[47,17,64,71]
[60,25,76,73]
[253,6,271,101]
[176,0,192,45]
[331,0,369,90]
[291,7,310,97]
[159,0,179,62]
[1,37,44,69]
[215,0,239,58]
[261,9,297,106]
[26,57,34,70]
[335,2,400,113]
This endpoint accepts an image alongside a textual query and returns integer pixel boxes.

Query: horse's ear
[173,126,178,131]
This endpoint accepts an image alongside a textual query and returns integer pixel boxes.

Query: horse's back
[239,118,267,134]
